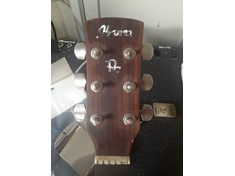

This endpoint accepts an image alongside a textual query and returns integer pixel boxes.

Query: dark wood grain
[85,18,143,156]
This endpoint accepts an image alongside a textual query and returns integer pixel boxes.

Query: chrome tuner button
[74,41,86,60]
[72,103,86,130]
[141,74,153,91]
[91,80,103,93]
[74,73,86,89]
[123,81,136,93]
[123,47,136,60]
[141,43,154,60]
[73,103,86,121]
[123,114,136,125]
[90,114,103,126]
[91,47,103,60]
[141,104,153,121]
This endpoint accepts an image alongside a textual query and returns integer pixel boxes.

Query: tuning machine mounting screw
[141,43,154,60]
[123,47,136,60]
[123,81,136,93]
[91,80,103,93]
[90,114,103,126]
[140,74,153,91]
[123,114,136,125]
[91,47,103,60]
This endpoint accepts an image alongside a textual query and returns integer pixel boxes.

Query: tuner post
[123,114,136,125]
[91,47,103,60]
[123,47,136,60]
[123,81,136,93]
[91,80,103,93]
[90,114,103,126]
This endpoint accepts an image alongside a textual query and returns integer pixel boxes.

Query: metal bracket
[153,103,176,118]
[54,122,80,152]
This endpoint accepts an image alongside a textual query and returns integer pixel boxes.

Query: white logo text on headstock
[96,25,132,38]
[105,59,121,73]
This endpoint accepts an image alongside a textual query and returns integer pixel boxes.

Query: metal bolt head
[91,47,103,60]
[90,114,103,126]
[91,80,103,93]
[123,81,136,93]
[123,47,136,60]
[93,49,100,56]
[123,114,136,125]
[160,107,167,113]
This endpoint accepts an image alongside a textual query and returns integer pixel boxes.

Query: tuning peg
[71,103,86,130]
[140,74,153,91]
[73,103,86,121]
[74,41,86,60]
[141,43,154,60]
[141,104,153,121]
[74,73,86,89]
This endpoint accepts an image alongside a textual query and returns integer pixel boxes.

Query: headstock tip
[141,43,154,61]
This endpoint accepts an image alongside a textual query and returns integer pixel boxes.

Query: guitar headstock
[85,18,144,157]
[83,18,155,176]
